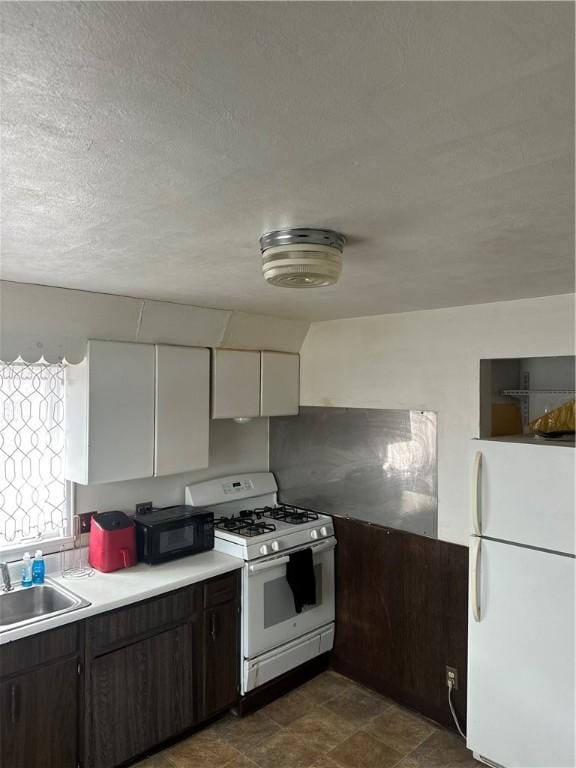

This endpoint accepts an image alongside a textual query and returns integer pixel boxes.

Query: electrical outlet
[78,511,96,534]
[446,666,459,690]
[135,501,153,516]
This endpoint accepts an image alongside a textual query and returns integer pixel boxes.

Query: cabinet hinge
[77,661,81,675]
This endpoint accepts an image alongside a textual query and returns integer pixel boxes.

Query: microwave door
[153,517,198,561]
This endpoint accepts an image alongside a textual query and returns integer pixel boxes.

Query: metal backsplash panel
[270,407,438,538]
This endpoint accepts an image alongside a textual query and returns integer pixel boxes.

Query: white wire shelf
[501,389,575,398]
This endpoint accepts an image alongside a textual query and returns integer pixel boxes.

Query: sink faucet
[0,562,13,592]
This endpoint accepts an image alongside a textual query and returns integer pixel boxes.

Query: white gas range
[185,472,336,695]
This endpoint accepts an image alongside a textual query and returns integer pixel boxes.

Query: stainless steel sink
[0,579,90,633]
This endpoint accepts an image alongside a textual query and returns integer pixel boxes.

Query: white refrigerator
[467,439,575,768]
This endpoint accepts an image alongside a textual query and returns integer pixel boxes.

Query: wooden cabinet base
[87,625,195,768]
[202,600,240,719]
[0,657,78,768]
[0,572,241,768]
[85,573,240,768]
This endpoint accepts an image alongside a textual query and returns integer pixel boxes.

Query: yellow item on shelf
[528,399,576,434]
[491,403,523,437]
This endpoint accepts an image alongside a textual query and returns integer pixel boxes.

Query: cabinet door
[65,340,155,484]
[88,341,155,483]
[88,624,195,768]
[155,345,210,476]
[260,352,299,416]
[211,349,260,419]
[0,658,78,768]
[202,601,239,718]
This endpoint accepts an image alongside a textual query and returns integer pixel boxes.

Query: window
[0,359,70,548]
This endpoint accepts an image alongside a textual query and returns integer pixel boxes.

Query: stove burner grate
[214,515,276,538]
[242,522,277,537]
[259,505,319,525]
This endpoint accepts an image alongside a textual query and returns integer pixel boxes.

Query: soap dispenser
[32,549,45,584]
[21,552,32,587]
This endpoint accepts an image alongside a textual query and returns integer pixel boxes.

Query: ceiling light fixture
[260,228,346,288]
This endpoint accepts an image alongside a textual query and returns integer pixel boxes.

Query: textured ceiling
[1,2,574,321]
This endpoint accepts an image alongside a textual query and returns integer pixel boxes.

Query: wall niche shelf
[480,356,575,440]
[501,389,576,398]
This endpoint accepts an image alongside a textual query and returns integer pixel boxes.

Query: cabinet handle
[9,684,18,724]
[210,612,217,641]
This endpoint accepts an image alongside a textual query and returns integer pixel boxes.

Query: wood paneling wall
[332,516,468,732]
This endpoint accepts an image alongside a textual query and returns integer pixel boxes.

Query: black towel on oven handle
[286,547,317,614]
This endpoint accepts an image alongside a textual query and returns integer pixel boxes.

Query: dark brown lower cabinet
[88,624,195,768]
[0,571,240,768]
[0,657,78,768]
[85,573,240,768]
[202,599,240,719]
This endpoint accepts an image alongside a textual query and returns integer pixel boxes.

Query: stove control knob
[259,544,268,556]
[320,526,328,537]
[310,529,319,540]
[271,541,280,552]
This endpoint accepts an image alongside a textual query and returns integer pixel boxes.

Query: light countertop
[0,550,244,645]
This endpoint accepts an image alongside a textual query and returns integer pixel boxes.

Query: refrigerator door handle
[472,450,482,535]
[471,537,482,622]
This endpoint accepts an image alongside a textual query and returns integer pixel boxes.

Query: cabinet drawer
[87,586,199,656]
[0,624,78,678]
[203,572,239,609]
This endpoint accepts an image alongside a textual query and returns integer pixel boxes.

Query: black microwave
[134,505,214,564]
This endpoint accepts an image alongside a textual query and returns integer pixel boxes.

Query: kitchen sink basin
[0,579,90,633]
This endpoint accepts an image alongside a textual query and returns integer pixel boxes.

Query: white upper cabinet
[65,341,211,484]
[260,351,300,416]
[65,341,155,484]
[211,349,261,419]
[65,341,299,484]
[211,349,300,419]
[155,345,210,476]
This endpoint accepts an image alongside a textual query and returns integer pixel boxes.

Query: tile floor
[136,671,479,768]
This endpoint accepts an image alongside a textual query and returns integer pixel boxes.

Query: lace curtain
[0,359,68,545]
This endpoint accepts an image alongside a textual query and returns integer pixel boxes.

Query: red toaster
[89,511,137,573]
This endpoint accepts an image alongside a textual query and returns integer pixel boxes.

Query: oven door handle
[310,540,336,554]
[247,539,336,575]
[249,556,290,574]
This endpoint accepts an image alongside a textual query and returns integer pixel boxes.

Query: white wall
[0,281,309,362]
[75,418,269,514]
[300,294,575,545]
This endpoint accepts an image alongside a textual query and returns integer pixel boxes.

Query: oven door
[242,539,335,659]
